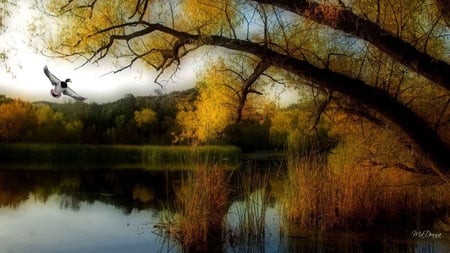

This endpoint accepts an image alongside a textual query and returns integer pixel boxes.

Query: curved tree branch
[253,0,450,92]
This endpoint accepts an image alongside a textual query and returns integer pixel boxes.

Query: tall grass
[157,165,230,252]
[227,168,271,247]
[278,151,331,231]
[278,148,450,233]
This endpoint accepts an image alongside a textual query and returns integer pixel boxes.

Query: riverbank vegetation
[0,143,241,169]
[278,148,450,233]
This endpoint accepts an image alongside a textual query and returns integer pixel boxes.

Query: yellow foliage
[35,105,66,128]
[43,0,239,68]
[180,0,238,34]
[65,119,83,135]
[176,81,232,144]
[176,54,271,143]
[35,105,54,125]
[0,100,36,141]
[44,0,135,57]
[351,0,446,57]
[134,108,157,128]
[328,117,416,170]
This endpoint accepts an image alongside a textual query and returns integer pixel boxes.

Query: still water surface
[0,194,159,253]
[0,168,449,253]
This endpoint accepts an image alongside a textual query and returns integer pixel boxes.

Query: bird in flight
[43,65,87,101]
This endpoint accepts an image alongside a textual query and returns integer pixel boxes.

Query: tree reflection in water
[0,169,182,212]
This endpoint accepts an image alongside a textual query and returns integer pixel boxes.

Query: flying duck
[43,65,87,101]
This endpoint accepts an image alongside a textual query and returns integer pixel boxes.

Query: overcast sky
[0,2,201,103]
[0,1,297,105]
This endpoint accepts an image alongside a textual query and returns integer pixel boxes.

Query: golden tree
[176,80,232,144]
[0,100,36,142]
[37,0,450,177]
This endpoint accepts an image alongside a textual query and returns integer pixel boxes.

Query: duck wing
[63,86,87,101]
[43,66,61,86]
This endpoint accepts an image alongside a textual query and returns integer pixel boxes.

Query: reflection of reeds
[279,150,450,232]
[157,165,229,252]
[227,169,271,247]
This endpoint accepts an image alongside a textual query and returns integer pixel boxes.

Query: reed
[157,165,230,252]
[278,148,450,233]
[227,168,271,247]
[279,150,329,231]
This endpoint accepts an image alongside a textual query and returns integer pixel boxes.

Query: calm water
[0,168,449,253]
[0,195,160,253]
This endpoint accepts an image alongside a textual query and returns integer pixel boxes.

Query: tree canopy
[36,0,450,176]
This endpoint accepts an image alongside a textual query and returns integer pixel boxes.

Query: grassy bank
[0,143,241,170]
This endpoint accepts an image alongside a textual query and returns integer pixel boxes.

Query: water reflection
[0,194,160,253]
[0,169,181,211]
[277,232,450,253]
[0,168,449,253]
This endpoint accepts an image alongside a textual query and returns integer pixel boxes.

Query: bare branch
[272,6,290,55]
[221,82,242,101]
[218,68,246,82]
[224,1,237,39]
[261,72,285,86]
[44,0,98,18]
[197,1,237,38]
[129,0,150,21]
[310,90,333,132]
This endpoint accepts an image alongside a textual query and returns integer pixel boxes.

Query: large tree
[38,0,450,177]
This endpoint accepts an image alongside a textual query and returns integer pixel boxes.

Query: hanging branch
[235,59,270,122]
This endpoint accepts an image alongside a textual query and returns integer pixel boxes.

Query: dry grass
[278,150,450,233]
[278,152,332,231]
[157,165,230,252]
[227,169,271,246]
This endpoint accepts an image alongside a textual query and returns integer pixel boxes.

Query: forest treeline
[0,91,193,145]
[0,92,330,152]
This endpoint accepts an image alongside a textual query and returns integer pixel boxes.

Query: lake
[1,168,450,252]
